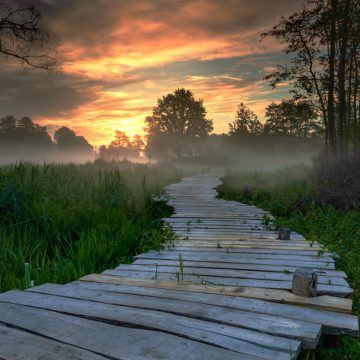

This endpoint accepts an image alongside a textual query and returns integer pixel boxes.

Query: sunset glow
[0,0,305,145]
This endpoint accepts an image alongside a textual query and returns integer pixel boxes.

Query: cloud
[1,0,306,144]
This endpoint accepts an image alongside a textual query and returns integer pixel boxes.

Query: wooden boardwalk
[0,175,358,359]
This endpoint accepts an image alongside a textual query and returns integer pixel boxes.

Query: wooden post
[292,268,318,297]
[278,228,291,240]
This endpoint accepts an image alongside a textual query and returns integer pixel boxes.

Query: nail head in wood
[292,268,318,297]
[278,228,291,240]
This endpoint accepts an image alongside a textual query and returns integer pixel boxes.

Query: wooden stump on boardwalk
[278,228,291,240]
[292,268,318,297]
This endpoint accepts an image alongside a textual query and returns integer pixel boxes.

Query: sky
[0,0,306,146]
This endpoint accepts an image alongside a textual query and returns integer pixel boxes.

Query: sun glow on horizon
[23,0,300,146]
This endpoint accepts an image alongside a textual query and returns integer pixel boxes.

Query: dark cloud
[0,0,307,143]
[32,0,306,61]
[0,69,93,117]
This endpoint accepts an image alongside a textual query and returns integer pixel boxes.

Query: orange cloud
[21,0,304,145]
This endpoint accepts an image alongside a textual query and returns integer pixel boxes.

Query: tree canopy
[0,115,52,151]
[54,127,93,153]
[98,131,145,161]
[262,0,360,154]
[228,103,263,136]
[145,88,213,158]
[264,99,323,138]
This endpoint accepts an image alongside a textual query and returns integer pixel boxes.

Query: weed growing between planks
[0,160,182,292]
[218,166,360,360]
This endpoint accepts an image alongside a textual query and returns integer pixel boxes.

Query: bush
[312,154,360,210]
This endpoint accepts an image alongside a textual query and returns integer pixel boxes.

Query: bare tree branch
[0,1,57,70]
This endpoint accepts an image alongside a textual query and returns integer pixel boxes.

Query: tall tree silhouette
[228,103,263,136]
[145,88,213,158]
[264,100,323,138]
[54,127,92,153]
[0,115,53,153]
[262,0,360,155]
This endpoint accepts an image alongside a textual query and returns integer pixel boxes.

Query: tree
[98,131,144,161]
[110,131,130,149]
[228,103,263,136]
[0,115,16,133]
[0,115,53,153]
[54,127,93,153]
[130,134,145,152]
[262,0,360,155]
[144,88,213,158]
[0,1,56,70]
[264,99,323,138]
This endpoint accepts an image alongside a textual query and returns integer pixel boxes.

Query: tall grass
[0,160,182,292]
[218,166,360,359]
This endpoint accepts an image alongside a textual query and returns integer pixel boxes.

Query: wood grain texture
[70,280,358,336]
[27,283,318,350]
[0,302,259,360]
[0,290,297,359]
[81,274,353,313]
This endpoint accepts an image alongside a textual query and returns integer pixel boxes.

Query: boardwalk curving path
[0,174,358,359]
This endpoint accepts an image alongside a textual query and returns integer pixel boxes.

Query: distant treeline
[138,89,323,164]
[0,115,93,159]
[0,90,323,165]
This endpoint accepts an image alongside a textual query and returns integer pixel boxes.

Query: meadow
[218,165,360,359]
[0,160,184,292]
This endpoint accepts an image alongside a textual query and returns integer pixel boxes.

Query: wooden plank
[0,302,257,360]
[80,274,353,313]
[173,235,308,242]
[135,251,335,266]
[133,259,346,278]
[173,234,307,242]
[172,226,298,232]
[163,217,268,224]
[172,226,301,234]
[116,264,349,286]
[0,323,107,360]
[172,241,323,251]
[0,290,297,359]
[133,259,345,277]
[171,214,269,219]
[168,246,333,257]
[103,269,352,297]
[71,280,359,337]
[171,239,310,245]
[173,226,277,231]
[147,254,335,270]
[29,283,308,353]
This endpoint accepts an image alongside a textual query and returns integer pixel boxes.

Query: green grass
[0,160,183,292]
[218,166,360,360]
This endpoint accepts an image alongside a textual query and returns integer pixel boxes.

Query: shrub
[312,154,360,210]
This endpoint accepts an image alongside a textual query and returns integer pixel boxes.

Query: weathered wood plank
[175,235,306,242]
[103,269,352,297]
[168,246,333,257]
[133,258,344,277]
[116,264,348,286]
[0,302,259,360]
[172,241,323,251]
[80,274,353,313]
[0,323,107,360]
[135,251,335,266]
[29,283,308,353]
[70,280,358,337]
[0,290,298,358]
